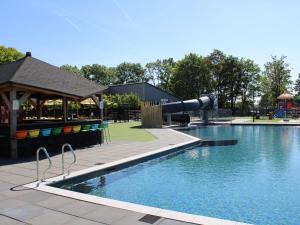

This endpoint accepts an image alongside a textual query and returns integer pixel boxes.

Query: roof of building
[108,82,180,100]
[0,54,106,98]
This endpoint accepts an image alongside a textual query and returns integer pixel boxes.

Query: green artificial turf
[108,121,156,142]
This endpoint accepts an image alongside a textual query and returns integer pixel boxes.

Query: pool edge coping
[24,128,251,225]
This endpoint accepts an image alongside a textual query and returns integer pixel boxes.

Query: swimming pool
[53,126,300,225]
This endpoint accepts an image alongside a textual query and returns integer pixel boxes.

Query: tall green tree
[170,53,213,99]
[238,58,261,111]
[294,73,300,95]
[220,55,247,112]
[145,58,175,91]
[207,49,227,108]
[208,50,261,112]
[0,45,24,64]
[81,64,117,85]
[224,57,261,113]
[115,62,146,84]
[106,67,118,84]
[260,56,292,108]
[60,64,83,75]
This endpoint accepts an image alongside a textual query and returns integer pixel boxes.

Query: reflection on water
[66,176,106,193]
[189,126,296,171]
[187,149,200,159]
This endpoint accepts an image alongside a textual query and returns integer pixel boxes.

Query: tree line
[60,50,295,113]
[1,45,298,113]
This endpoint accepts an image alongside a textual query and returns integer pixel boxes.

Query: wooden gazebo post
[63,96,68,122]
[9,89,18,159]
[1,89,31,159]
[99,94,104,120]
[91,94,103,120]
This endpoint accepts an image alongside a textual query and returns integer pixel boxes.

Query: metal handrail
[36,147,52,186]
[62,143,76,177]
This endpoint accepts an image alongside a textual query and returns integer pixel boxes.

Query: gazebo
[0,52,107,158]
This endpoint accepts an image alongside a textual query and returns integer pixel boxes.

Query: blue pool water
[60,126,300,225]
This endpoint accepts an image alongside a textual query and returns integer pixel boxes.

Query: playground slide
[273,109,285,118]
[162,96,214,114]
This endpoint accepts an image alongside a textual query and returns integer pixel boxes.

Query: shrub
[103,93,140,109]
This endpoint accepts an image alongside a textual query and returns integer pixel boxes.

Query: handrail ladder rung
[62,143,77,178]
[36,147,52,187]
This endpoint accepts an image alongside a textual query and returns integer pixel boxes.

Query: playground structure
[273,91,295,119]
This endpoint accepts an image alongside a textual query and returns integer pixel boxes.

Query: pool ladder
[36,147,52,187]
[61,143,77,178]
[36,143,77,186]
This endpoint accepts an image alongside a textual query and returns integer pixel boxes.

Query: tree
[145,58,175,91]
[238,58,261,112]
[207,49,227,108]
[60,64,83,75]
[207,50,261,113]
[0,45,24,64]
[170,53,213,99]
[223,56,241,111]
[294,73,300,95]
[222,57,261,113]
[106,67,118,85]
[259,93,272,110]
[115,62,146,84]
[103,93,140,109]
[260,56,292,108]
[81,64,117,85]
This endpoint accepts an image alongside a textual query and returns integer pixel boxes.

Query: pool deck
[0,128,203,225]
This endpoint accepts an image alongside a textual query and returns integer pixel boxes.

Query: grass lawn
[108,121,156,142]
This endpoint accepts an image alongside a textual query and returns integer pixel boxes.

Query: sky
[1,0,300,80]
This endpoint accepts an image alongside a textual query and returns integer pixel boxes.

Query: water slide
[162,96,214,124]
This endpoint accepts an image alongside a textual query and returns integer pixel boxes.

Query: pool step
[201,139,238,146]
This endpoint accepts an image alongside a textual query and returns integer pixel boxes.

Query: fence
[189,109,233,122]
[104,109,141,122]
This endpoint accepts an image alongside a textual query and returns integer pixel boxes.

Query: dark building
[106,82,180,103]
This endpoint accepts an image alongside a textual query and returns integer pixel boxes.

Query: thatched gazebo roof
[277,91,294,100]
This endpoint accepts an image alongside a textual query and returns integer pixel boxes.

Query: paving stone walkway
[0,128,197,225]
